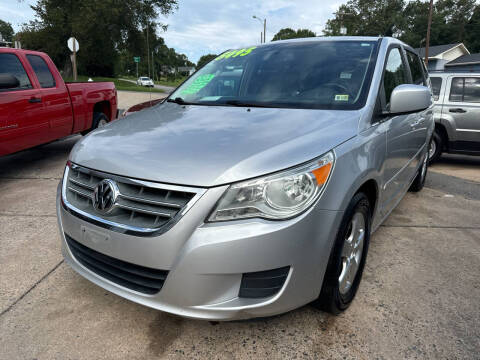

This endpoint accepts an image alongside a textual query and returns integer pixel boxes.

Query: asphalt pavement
[0,132,479,359]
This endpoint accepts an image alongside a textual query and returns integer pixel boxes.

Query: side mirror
[389,84,432,114]
[0,74,20,90]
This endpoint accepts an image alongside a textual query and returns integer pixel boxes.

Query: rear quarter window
[26,54,56,88]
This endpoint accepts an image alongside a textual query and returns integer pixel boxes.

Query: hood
[70,103,359,187]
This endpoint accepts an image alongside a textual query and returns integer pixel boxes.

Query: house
[444,53,480,72]
[415,43,470,71]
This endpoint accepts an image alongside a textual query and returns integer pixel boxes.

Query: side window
[0,53,33,91]
[383,47,408,105]
[406,50,426,85]
[430,77,442,101]
[449,78,464,102]
[463,77,480,103]
[26,54,56,88]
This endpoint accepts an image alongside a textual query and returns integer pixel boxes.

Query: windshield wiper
[167,97,195,105]
[224,100,271,108]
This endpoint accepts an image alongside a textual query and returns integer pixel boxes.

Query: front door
[380,47,417,216]
[0,52,44,156]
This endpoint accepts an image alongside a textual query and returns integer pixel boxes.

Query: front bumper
[57,183,342,320]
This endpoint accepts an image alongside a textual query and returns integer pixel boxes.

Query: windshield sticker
[335,94,349,101]
[180,74,216,95]
[215,47,257,61]
[340,72,352,79]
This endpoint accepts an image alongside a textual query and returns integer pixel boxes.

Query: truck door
[443,76,480,153]
[25,54,73,141]
[0,52,44,156]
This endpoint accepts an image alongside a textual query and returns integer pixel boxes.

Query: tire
[409,151,428,192]
[81,112,109,136]
[428,130,443,164]
[313,192,371,315]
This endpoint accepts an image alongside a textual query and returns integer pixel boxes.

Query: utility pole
[253,16,266,43]
[261,32,263,43]
[425,0,434,66]
[146,24,151,78]
[263,18,266,43]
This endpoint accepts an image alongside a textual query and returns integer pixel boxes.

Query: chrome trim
[117,193,182,208]
[67,186,91,199]
[69,177,95,190]
[116,202,172,218]
[62,163,207,236]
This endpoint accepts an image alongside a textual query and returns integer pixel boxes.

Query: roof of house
[445,53,480,66]
[414,43,462,58]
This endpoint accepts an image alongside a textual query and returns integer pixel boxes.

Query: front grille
[65,233,168,294]
[239,266,290,299]
[64,163,201,234]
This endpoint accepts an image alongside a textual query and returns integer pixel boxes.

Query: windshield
[140,77,150,80]
[171,40,379,110]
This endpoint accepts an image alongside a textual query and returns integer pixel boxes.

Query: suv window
[0,53,33,91]
[26,54,56,88]
[449,77,480,103]
[383,47,408,105]
[430,77,442,101]
[406,50,425,85]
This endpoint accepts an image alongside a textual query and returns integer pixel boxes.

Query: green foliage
[324,0,478,52]
[0,20,14,42]
[271,28,316,41]
[197,54,217,69]
[16,0,184,77]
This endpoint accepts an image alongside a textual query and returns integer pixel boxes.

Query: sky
[1,0,343,63]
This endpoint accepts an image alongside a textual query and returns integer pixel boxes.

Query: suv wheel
[313,192,371,314]
[428,131,443,163]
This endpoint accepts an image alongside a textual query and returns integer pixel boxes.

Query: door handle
[29,97,42,103]
[449,108,466,113]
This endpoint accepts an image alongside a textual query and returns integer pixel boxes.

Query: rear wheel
[81,112,109,136]
[428,130,443,163]
[313,192,371,314]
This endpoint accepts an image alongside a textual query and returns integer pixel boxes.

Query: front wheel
[313,192,371,314]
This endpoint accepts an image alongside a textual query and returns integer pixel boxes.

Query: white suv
[136,76,154,87]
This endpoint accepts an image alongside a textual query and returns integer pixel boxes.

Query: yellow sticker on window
[215,47,257,61]
[335,94,349,101]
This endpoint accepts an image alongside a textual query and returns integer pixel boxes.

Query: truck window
[430,77,442,101]
[0,53,33,91]
[449,77,480,103]
[464,78,480,103]
[406,50,425,85]
[26,54,56,88]
[383,47,408,105]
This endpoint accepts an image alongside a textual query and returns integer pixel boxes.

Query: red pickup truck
[0,48,118,156]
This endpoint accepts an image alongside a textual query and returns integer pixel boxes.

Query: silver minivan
[57,37,434,320]
[429,72,480,162]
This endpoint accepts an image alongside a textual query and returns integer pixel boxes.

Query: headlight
[208,151,334,222]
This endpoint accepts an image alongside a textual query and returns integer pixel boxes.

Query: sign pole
[73,40,77,81]
[136,61,138,78]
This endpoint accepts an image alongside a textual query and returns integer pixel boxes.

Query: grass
[64,75,164,93]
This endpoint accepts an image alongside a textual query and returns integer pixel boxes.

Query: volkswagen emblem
[92,179,118,214]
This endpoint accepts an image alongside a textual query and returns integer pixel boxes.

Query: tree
[465,5,480,52]
[271,28,316,41]
[17,0,178,77]
[0,20,14,42]
[197,54,217,68]
[323,0,478,52]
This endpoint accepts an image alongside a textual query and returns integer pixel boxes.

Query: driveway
[0,139,479,359]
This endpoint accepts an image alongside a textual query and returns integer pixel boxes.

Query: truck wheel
[409,152,428,192]
[428,131,443,163]
[81,112,109,136]
[313,192,371,315]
